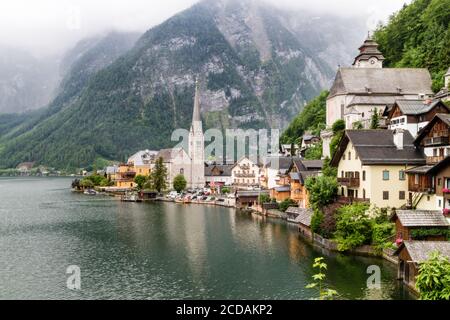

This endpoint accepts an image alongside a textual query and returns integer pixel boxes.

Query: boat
[121,192,142,202]
[84,189,97,195]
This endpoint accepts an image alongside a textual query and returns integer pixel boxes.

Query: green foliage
[322,157,337,178]
[306,257,338,300]
[372,222,396,251]
[281,91,329,144]
[259,193,271,204]
[311,209,324,234]
[221,187,231,194]
[374,0,450,92]
[305,175,338,208]
[334,203,372,251]
[173,174,187,193]
[81,174,111,188]
[134,175,148,190]
[332,120,345,134]
[305,142,323,160]
[152,157,168,193]
[279,198,297,212]
[329,131,343,159]
[416,251,450,300]
[352,121,363,130]
[410,228,450,239]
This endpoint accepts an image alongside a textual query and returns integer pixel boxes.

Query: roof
[405,165,434,174]
[391,210,450,227]
[393,99,447,116]
[264,156,294,170]
[415,113,450,145]
[274,186,291,192]
[347,95,397,107]
[285,207,313,226]
[128,149,158,166]
[406,156,450,176]
[329,68,433,98]
[156,148,188,162]
[331,130,425,166]
[298,171,320,183]
[301,160,324,170]
[289,172,300,181]
[236,190,269,197]
[204,164,233,177]
[16,162,35,169]
[395,241,450,263]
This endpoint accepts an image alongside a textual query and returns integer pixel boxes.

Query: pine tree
[152,157,168,192]
[370,108,379,129]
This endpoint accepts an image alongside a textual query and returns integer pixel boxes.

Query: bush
[334,203,371,251]
[372,222,395,251]
[416,251,450,300]
[311,209,324,234]
[221,187,231,194]
[305,175,338,208]
[134,175,148,190]
[173,174,187,193]
[259,193,271,204]
[279,198,297,212]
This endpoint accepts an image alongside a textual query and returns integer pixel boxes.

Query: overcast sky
[0,0,411,57]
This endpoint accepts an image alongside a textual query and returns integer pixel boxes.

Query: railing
[408,185,435,193]
[423,136,449,146]
[337,177,360,188]
[426,156,445,164]
[337,196,369,204]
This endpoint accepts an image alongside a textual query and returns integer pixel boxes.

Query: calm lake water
[0,177,413,300]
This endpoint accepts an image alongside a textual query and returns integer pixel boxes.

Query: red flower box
[443,208,450,216]
[443,188,450,194]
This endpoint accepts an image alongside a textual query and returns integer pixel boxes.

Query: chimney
[393,129,404,150]
[424,98,433,105]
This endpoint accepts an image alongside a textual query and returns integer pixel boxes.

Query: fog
[0,0,411,57]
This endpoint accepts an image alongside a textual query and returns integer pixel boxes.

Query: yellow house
[331,129,426,208]
[115,164,137,189]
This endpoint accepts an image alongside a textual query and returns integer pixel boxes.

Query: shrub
[305,175,338,208]
[372,222,396,251]
[311,209,324,234]
[279,198,297,212]
[334,203,371,251]
[259,193,271,204]
[173,175,187,193]
[416,251,450,300]
[134,175,148,190]
[221,187,231,194]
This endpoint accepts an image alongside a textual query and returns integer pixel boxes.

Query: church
[155,79,206,189]
[322,34,434,158]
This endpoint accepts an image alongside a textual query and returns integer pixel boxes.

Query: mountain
[0,0,365,170]
[374,0,450,92]
[0,47,60,114]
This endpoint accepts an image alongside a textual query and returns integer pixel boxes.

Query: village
[70,35,450,296]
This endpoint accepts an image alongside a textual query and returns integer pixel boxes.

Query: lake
[0,177,413,299]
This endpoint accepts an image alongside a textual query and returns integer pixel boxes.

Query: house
[127,149,158,176]
[280,144,299,156]
[394,241,450,292]
[235,190,269,209]
[231,157,261,189]
[391,210,449,242]
[300,133,321,157]
[115,164,136,189]
[413,113,450,165]
[322,35,433,158]
[331,129,426,208]
[16,162,35,175]
[387,99,449,137]
[261,156,294,190]
[405,156,450,211]
[105,165,119,181]
[286,207,313,239]
[205,163,233,191]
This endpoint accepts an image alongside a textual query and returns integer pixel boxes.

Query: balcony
[337,196,369,204]
[423,135,449,146]
[337,177,360,188]
[426,156,445,165]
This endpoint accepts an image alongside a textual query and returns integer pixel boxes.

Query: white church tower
[188,79,206,189]
[352,32,385,69]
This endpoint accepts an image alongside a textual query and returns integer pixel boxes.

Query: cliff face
[0,0,364,169]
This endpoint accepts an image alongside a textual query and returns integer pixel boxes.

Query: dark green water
[0,178,413,300]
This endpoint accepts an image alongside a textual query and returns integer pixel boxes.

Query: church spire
[192,78,201,123]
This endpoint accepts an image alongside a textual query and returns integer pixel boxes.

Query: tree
[306,257,338,300]
[334,203,372,251]
[152,157,168,192]
[173,174,187,193]
[370,108,379,129]
[321,157,337,178]
[305,142,323,160]
[134,175,147,190]
[416,251,450,300]
[258,193,271,204]
[221,187,231,194]
[279,198,297,212]
[332,119,345,134]
[305,175,338,208]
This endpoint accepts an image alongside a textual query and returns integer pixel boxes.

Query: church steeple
[352,32,385,68]
[192,78,201,124]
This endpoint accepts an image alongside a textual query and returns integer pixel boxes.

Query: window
[399,170,405,181]
[383,191,389,200]
[362,171,366,181]
[341,171,344,178]
[180,168,184,175]
[415,174,419,185]
[427,196,430,201]
[363,189,366,199]
[439,199,442,207]
[383,170,390,181]
[438,178,442,186]
[356,153,359,160]
[399,191,405,200]
[348,152,351,160]
[343,153,346,160]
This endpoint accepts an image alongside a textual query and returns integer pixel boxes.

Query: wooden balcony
[337,177,360,188]
[337,196,369,204]
[423,136,449,146]
[408,185,435,193]
[426,156,445,165]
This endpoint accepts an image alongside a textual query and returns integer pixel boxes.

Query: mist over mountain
[0,0,365,169]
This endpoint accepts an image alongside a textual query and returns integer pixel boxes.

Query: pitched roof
[347,95,397,107]
[406,157,450,176]
[301,160,324,170]
[285,207,313,226]
[298,171,320,183]
[264,156,295,170]
[393,99,447,116]
[329,68,433,98]
[331,130,426,166]
[274,186,291,192]
[395,241,450,263]
[392,210,450,227]
[204,164,233,177]
[414,113,450,145]
[156,148,188,162]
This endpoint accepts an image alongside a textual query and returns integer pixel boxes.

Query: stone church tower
[188,79,206,189]
[352,33,385,69]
